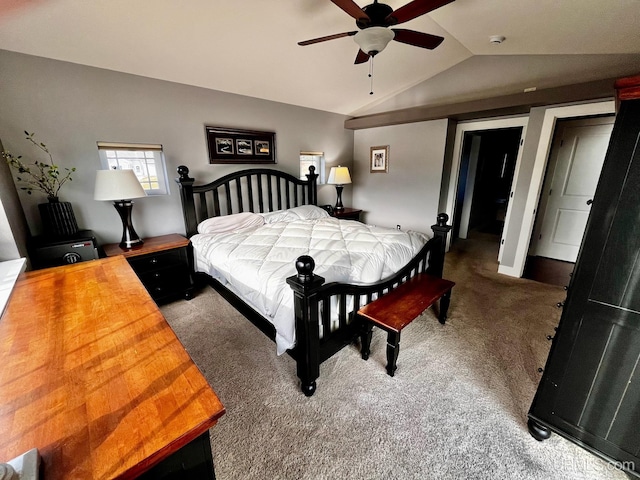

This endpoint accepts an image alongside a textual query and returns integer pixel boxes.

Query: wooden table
[0,256,225,479]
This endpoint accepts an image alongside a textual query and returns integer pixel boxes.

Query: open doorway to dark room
[452,127,523,245]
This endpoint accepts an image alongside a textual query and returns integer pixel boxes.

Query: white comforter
[192,211,429,354]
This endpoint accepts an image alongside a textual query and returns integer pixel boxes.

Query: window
[97,142,169,195]
[300,152,325,184]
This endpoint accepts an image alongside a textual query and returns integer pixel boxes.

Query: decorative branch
[2,131,76,199]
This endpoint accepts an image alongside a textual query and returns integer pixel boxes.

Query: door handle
[586,199,593,206]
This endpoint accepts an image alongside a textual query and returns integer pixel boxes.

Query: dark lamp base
[120,237,144,249]
[113,200,144,250]
[334,185,345,211]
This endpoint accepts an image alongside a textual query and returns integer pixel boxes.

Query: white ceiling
[0,0,639,116]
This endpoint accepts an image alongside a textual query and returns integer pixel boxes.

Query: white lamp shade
[94,169,147,201]
[354,27,395,55]
[327,166,352,185]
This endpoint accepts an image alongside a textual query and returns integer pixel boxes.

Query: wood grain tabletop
[0,256,224,479]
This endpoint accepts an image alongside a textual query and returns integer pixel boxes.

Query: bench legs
[439,289,452,324]
[360,321,373,360]
[361,322,400,377]
[386,331,400,376]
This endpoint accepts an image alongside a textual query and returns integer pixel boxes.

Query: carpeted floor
[160,233,627,479]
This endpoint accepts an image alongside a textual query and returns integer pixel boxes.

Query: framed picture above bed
[370,145,389,173]
[206,126,276,164]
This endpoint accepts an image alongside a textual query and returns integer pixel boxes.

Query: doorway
[453,127,523,242]
[445,117,528,268]
[507,101,616,278]
[524,114,615,285]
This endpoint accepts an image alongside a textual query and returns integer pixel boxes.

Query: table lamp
[94,169,147,248]
[327,166,352,212]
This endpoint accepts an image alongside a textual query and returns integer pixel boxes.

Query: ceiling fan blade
[330,0,371,24]
[298,31,358,46]
[385,0,455,26]
[391,29,444,49]
[354,49,370,64]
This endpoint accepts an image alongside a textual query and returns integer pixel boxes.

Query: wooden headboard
[175,165,319,237]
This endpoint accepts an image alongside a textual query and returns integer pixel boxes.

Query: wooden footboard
[175,165,450,397]
[287,214,450,396]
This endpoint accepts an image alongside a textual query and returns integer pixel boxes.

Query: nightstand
[103,234,195,304]
[332,208,362,221]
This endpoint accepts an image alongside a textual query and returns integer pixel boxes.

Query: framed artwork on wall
[206,126,276,164]
[370,145,389,173]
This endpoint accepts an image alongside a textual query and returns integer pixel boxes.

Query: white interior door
[531,116,614,262]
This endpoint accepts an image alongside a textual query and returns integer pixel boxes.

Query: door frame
[505,100,616,277]
[445,116,529,264]
[458,134,482,239]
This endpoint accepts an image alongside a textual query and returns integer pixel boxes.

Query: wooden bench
[357,273,455,376]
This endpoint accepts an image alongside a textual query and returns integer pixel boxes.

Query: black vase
[38,198,79,237]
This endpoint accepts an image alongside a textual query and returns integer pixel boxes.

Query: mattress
[191,206,430,354]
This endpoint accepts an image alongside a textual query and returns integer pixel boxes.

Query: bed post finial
[294,255,316,284]
[177,165,193,181]
[436,212,449,227]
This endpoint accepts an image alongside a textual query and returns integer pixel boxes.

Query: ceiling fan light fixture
[354,27,395,56]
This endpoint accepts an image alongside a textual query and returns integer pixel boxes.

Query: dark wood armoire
[528,74,640,477]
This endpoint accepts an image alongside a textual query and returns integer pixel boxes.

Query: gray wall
[1,50,615,277]
[353,120,449,233]
[0,50,353,246]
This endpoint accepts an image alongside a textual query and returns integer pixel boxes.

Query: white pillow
[289,205,331,220]
[197,212,264,234]
[261,205,329,223]
[260,209,294,224]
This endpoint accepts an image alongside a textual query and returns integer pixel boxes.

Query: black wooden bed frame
[176,165,450,396]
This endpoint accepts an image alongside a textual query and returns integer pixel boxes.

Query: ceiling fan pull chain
[369,57,374,95]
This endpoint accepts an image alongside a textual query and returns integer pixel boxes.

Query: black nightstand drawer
[128,249,186,272]
[128,248,193,303]
[138,265,191,292]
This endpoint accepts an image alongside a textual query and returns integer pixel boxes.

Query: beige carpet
[161,234,627,480]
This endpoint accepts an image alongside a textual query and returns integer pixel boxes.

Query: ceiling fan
[298,0,455,64]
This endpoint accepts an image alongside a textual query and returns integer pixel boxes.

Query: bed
[176,165,450,396]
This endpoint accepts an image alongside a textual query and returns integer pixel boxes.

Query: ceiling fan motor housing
[358,1,395,28]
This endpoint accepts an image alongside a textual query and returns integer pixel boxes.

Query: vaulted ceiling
[0,0,639,116]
